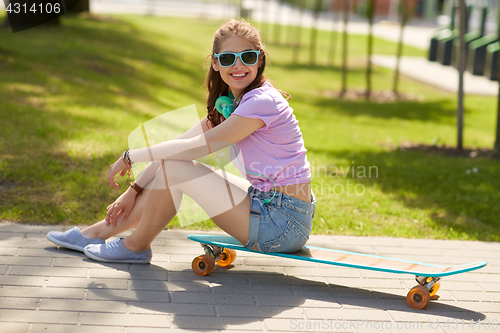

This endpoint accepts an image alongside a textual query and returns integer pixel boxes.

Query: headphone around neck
[215,91,236,119]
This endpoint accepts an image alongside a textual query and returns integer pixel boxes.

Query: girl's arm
[125,115,213,188]
[128,115,264,163]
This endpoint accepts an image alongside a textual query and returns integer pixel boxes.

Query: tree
[292,0,305,64]
[366,0,376,100]
[309,0,322,65]
[494,6,500,155]
[393,0,408,97]
[456,0,467,151]
[274,0,284,45]
[327,0,338,67]
[340,0,349,97]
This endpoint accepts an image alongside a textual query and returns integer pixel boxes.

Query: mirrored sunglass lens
[241,52,258,64]
[219,53,235,66]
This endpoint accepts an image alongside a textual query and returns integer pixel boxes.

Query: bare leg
[124,159,251,252]
[80,186,154,240]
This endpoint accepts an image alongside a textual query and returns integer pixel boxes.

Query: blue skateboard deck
[187,234,486,277]
[188,234,487,309]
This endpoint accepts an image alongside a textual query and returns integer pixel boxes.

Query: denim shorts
[245,186,316,253]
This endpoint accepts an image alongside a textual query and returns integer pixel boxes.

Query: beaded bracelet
[122,149,135,168]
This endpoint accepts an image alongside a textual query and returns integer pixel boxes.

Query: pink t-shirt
[229,82,311,192]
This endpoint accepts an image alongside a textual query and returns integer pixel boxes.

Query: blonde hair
[205,19,268,128]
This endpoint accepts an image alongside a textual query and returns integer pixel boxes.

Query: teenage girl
[47,19,315,263]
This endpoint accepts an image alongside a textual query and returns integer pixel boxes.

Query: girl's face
[212,36,263,100]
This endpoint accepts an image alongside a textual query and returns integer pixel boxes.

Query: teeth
[232,73,246,77]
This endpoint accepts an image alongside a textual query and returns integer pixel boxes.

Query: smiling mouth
[231,73,248,78]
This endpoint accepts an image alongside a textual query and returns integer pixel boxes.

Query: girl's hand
[107,156,130,189]
[105,188,137,228]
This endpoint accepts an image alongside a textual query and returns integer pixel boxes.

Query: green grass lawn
[0,14,499,241]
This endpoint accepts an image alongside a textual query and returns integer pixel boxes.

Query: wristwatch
[130,182,143,195]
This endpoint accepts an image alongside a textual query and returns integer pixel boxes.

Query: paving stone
[169,271,248,284]
[90,267,168,280]
[31,324,124,333]
[129,280,211,293]
[292,284,375,299]
[79,312,171,327]
[172,314,263,330]
[0,309,79,324]
[18,247,83,258]
[449,290,500,303]
[8,265,89,278]
[38,299,127,313]
[0,322,30,333]
[217,305,304,318]
[247,273,327,285]
[303,307,392,321]
[53,257,129,269]
[0,297,39,310]
[0,247,19,256]
[128,301,216,316]
[0,286,84,299]
[439,319,500,333]
[0,240,49,248]
[0,275,46,287]
[0,255,53,266]
[86,288,171,303]
[172,291,256,305]
[256,294,341,309]
[264,318,356,332]
[126,328,221,333]
[387,309,490,323]
[46,277,128,290]
[211,282,293,296]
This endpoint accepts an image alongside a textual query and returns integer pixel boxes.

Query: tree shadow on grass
[308,147,500,241]
[308,94,457,123]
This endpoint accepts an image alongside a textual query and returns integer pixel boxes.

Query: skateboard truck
[191,243,237,276]
[406,276,441,309]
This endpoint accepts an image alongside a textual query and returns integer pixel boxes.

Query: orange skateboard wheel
[217,248,237,267]
[406,285,430,310]
[192,254,215,276]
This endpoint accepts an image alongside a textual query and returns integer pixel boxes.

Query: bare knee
[154,160,198,187]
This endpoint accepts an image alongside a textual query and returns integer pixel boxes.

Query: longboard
[187,234,487,309]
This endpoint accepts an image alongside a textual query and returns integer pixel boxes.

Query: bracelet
[122,149,135,168]
[130,182,143,195]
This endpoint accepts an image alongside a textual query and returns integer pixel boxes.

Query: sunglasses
[214,50,261,67]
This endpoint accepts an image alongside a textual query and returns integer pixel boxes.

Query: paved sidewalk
[0,222,499,332]
[372,55,499,96]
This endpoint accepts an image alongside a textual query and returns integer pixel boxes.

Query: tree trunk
[340,0,349,97]
[393,0,407,97]
[327,0,338,67]
[292,0,304,64]
[366,0,375,100]
[456,0,467,151]
[309,0,322,65]
[274,0,282,45]
[494,6,500,155]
